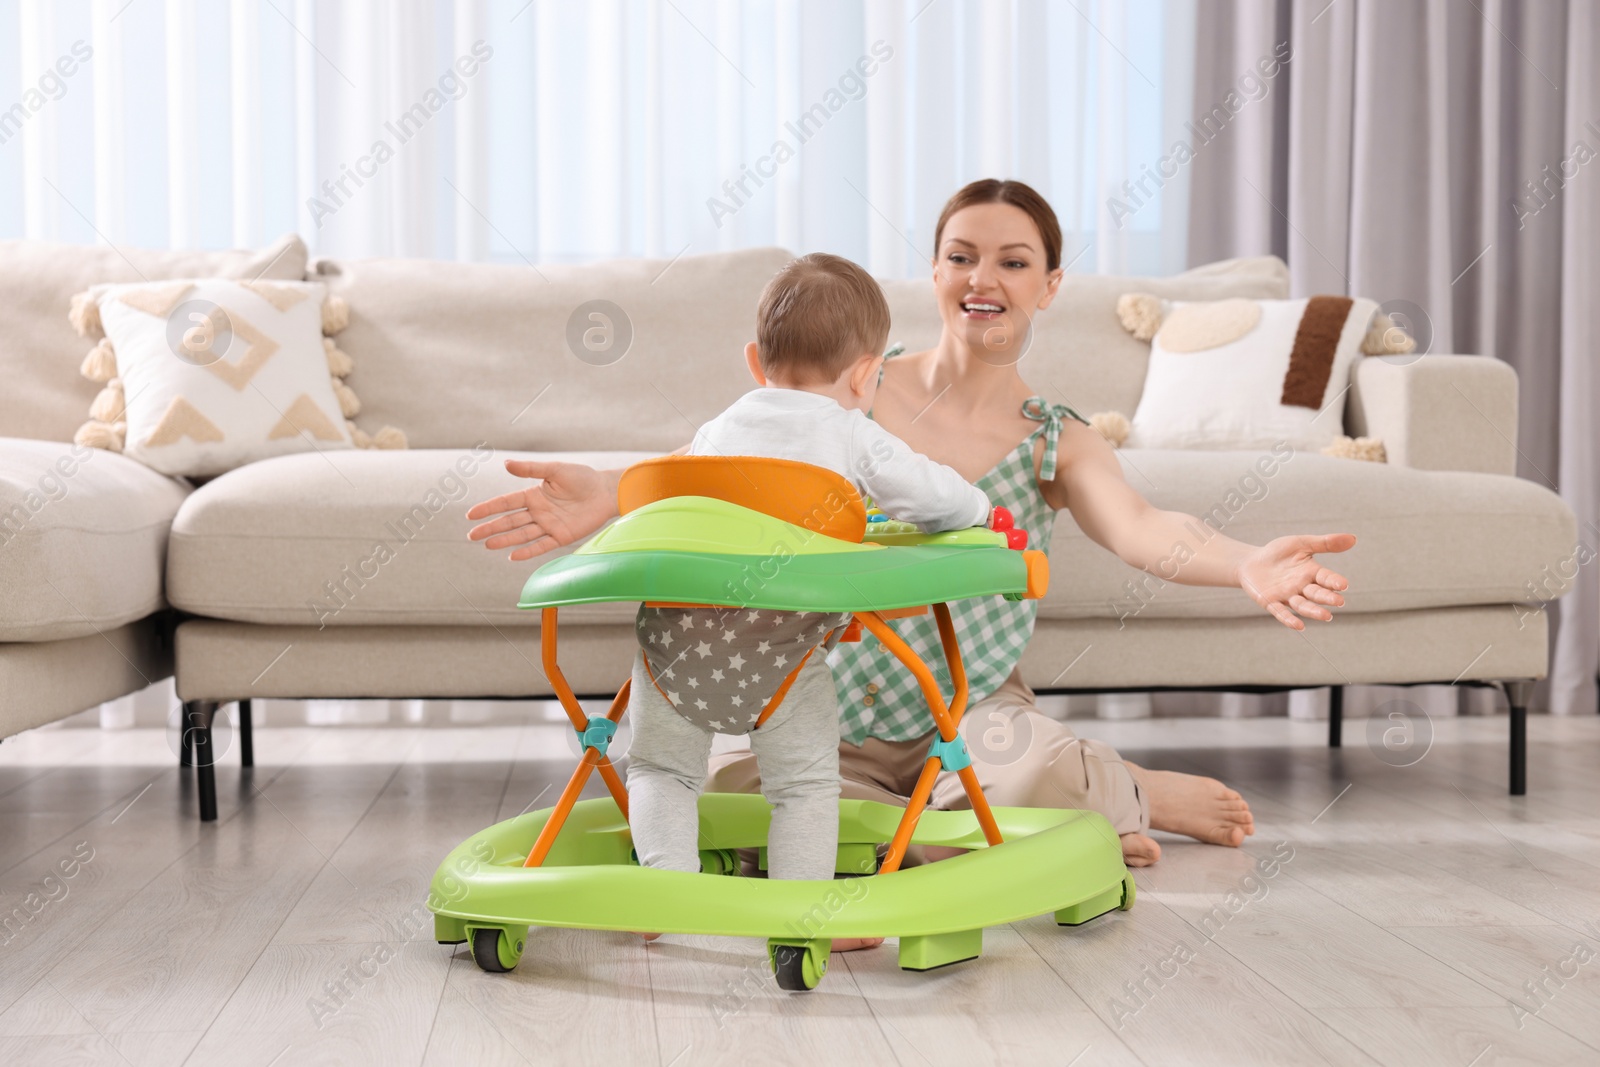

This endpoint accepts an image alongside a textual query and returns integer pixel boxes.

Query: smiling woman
[929,179,1066,365]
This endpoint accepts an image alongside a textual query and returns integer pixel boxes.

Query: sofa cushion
[0,233,309,444]
[878,255,1290,424]
[167,448,659,629]
[0,438,191,641]
[309,247,795,454]
[1041,448,1579,621]
[2,618,172,737]
[167,442,1577,633]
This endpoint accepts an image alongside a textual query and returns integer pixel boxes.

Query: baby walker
[430,456,1133,990]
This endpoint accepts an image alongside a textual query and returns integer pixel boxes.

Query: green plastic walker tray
[517,495,1036,612]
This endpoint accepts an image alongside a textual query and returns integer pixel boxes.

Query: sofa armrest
[1346,354,1518,475]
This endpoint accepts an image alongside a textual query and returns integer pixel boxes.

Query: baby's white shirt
[689,388,990,532]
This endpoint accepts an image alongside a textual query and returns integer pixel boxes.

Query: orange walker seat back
[617,455,869,543]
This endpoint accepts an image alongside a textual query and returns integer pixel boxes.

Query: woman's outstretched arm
[1047,420,1356,631]
[468,444,693,560]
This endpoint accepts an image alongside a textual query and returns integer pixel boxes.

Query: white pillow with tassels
[70,279,405,477]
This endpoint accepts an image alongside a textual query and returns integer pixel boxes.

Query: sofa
[0,237,1576,821]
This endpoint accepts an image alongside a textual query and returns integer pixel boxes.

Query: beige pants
[705,667,1149,866]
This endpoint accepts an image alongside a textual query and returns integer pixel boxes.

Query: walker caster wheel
[698,848,740,875]
[470,927,525,973]
[768,939,828,992]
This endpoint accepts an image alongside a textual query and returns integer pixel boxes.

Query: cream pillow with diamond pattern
[70,278,405,477]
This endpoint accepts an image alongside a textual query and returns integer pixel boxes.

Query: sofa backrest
[315,248,1290,453]
[0,235,1288,452]
[0,235,309,444]
[310,247,794,454]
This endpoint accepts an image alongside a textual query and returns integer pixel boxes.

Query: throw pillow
[1116,294,1380,452]
[70,279,405,477]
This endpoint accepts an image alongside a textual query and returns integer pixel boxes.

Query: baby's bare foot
[1131,765,1255,847]
[635,931,662,942]
[1120,831,1161,866]
[831,937,884,952]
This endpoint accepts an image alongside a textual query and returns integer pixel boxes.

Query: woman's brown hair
[933,179,1063,272]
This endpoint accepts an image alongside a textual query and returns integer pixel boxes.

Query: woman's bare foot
[1129,764,1255,847]
[1120,831,1161,866]
[831,937,884,952]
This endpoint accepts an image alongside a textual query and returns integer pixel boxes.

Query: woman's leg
[705,737,916,806]
[932,669,1253,865]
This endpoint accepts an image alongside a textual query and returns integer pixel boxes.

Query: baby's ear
[744,341,767,385]
[847,351,882,396]
[1116,292,1164,341]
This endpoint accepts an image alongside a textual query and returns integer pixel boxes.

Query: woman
[467,179,1353,880]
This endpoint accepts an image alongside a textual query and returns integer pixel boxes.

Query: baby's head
[745,253,890,411]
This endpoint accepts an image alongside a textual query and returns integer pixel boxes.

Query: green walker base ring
[429,794,1132,974]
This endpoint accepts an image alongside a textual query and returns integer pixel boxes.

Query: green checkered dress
[829,393,1090,746]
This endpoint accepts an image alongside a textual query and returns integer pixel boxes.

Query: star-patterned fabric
[829,393,1088,746]
[636,605,849,736]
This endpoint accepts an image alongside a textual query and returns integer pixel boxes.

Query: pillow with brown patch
[70,278,405,477]
[1114,294,1379,452]
[1116,292,1415,356]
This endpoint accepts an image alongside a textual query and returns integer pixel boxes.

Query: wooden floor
[2,712,1598,1066]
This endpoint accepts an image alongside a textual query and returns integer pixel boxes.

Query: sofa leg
[1327,686,1343,748]
[238,699,254,768]
[1504,679,1533,796]
[186,700,219,822]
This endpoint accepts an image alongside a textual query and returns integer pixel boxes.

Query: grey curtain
[1185,0,1598,717]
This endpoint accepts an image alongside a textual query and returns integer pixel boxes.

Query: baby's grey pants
[626,648,841,881]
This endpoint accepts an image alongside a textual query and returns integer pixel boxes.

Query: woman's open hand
[1236,534,1356,630]
[466,460,615,561]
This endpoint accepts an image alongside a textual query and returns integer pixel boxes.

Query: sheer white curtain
[2,0,1194,278]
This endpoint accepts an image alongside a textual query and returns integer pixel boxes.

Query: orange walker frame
[524,601,1003,875]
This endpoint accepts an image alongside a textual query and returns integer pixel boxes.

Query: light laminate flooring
[1,713,1597,1066]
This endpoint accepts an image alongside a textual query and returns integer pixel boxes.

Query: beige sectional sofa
[0,238,1576,821]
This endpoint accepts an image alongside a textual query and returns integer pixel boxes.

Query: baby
[625,252,993,886]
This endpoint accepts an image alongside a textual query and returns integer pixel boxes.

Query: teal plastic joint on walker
[430,456,1132,991]
[578,717,617,757]
[927,733,973,772]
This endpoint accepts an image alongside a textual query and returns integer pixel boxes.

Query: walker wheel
[768,939,827,992]
[698,848,740,876]
[470,927,525,973]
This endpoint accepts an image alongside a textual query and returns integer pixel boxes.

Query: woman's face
[932,202,1063,365]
